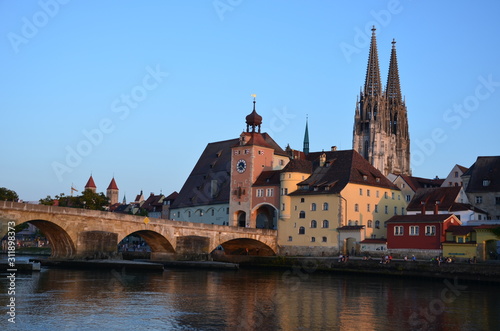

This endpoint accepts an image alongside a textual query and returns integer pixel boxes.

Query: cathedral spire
[364,26,382,97]
[303,116,309,155]
[386,39,402,103]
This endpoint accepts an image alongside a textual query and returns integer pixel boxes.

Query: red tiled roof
[386,214,459,224]
[407,186,462,211]
[399,175,444,192]
[463,156,500,193]
[282,158,312,174]
[290,149,398,196]
[85,175,96,189]
[107,177,118,190]
[253,170,281,187]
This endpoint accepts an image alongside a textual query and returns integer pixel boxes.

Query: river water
[1,258,499,330]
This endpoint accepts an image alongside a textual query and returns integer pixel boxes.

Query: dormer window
[363,175,368,181]
[376,177,380,183]
[483,180,491,187]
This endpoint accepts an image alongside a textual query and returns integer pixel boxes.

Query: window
[322,220,329,228]
[375,204,379,213]
[281,203,285,211]
[394,206,398,215]
[188,211,191,217]
[311,203,317,211]
[375,220,380,229]
[394,226,403,236]
[266,188,274,197]
[483,180,491,187]
[376,191,380,198]
[384,205,388,214]
[311,220,317,228]
[211,209,215,216]
[425,225,436,236]
[392,192,395,199]
[359,188,363,196]
[367,204,371,212]
[354,204,359,212]
[496,197,500,205]
[288,236,293,242]
[367,220,373,228]
[299,211,306,218]
[323,202,329,211]
[256,189,264,197]
[311,237,316,242]
[410,226,419,236]
[300,198,305,203]
[384,192,389,199]
[454,171,459,178]
[475,196,483,204]
[322,236,327,243]
[298,226,305,235]
[367,189,371,197]
[406,195,411,202]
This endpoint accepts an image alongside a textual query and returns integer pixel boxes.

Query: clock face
[236,159,247,173]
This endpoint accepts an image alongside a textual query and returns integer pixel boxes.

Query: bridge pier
[76,231,119,259]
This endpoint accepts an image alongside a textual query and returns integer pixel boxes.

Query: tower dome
[245,98,262,133]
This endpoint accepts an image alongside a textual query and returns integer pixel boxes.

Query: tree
[57,190,109,210]
[39,195,55,205]
[0,187,19,201]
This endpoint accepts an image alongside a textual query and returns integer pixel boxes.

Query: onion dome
[245,99,262,133]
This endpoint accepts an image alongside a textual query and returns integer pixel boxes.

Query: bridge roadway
[0,201,277,260]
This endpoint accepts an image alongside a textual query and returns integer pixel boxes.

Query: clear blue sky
[1,1,499,202]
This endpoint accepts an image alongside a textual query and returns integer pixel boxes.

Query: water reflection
[0,265,499,330]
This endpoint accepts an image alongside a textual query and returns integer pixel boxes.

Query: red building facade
[386,214,461,250]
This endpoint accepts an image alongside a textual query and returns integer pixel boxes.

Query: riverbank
[213,255,500,283]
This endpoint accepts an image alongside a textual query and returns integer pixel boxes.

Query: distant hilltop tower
[84,175,97,193]
[353,27,411,176]
[107,177,119,205]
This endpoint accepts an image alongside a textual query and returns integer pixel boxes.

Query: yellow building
[278,149,406,256]
[443,225,500,261]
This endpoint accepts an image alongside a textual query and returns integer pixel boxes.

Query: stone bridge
[0,201,277,260]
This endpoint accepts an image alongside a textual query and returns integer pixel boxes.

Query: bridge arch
[118,230,175,254]
[253,203,278,230]
[25,220,76,258]
[218,238,275,256]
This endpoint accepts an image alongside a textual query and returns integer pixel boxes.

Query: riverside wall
[214,255,500,283]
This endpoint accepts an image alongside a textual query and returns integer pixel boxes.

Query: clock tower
[229,98,275,227]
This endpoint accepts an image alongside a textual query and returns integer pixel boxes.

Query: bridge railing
[0,201,277,235]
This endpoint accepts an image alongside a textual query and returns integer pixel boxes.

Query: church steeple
[364,26,382,97]
[353,30,411,176]
[303,116,309,155]
[386,39,402,104]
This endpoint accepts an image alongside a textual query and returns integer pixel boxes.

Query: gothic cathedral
[353,27,411,176]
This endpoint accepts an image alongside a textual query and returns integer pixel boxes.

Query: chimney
[434,200,440,215]
[331,146,337,151]
[420,201,426,215]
